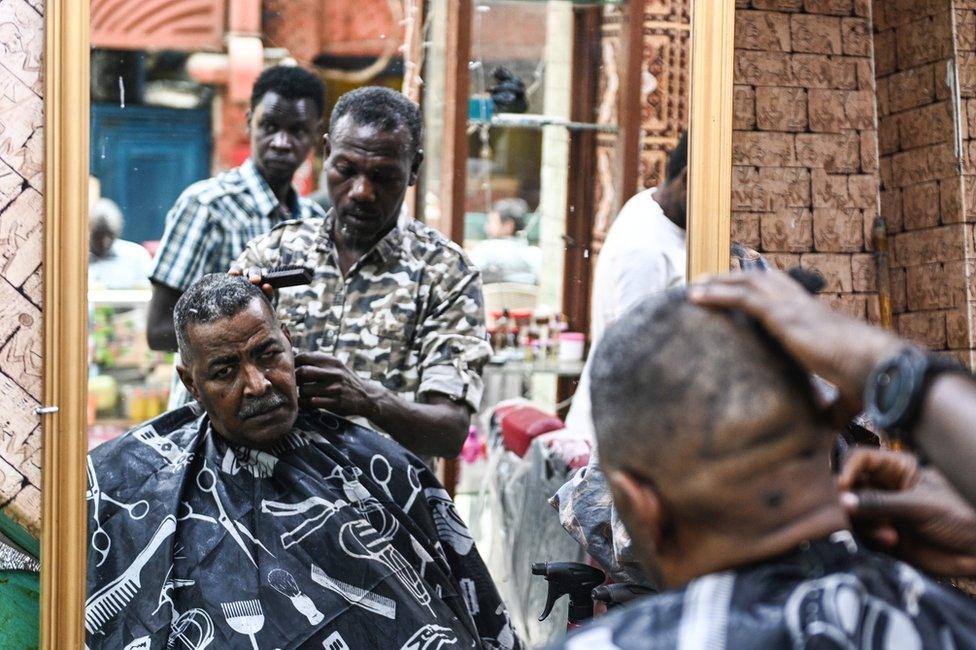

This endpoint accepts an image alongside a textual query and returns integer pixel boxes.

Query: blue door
[91,104,211,245]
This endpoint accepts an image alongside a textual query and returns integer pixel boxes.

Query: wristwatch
[863,347,966,443]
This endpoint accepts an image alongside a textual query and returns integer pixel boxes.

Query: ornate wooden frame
[40,0,734,645]
[687,0,735,277]
[42,0,90,646]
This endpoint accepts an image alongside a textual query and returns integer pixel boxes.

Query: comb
[260,265,313,289]
[310,563,397,619]
[85,516,177,634]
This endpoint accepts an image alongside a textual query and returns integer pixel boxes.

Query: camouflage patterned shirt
[236,210,491,414]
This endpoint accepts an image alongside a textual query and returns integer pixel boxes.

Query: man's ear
[280,322,292,345]
[607,468,665,562]
[409,149,424,186]
[323,133,332,159]
[176,363,201,402]
[675,166,688,191]
[245,109,253,136]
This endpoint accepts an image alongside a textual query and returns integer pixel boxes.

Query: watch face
[875,368,901,413]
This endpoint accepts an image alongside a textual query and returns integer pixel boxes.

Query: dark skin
[689,270,976,565]
[147,92,320,351]
[838,448,976,576]
[90,221,117,259]
[176,298,300,450]
[240,116,470,458]
[654,166,688,230]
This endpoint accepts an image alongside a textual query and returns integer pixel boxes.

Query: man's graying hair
[590,288,818,473]
[330,86,423,153]
[174,274,271,362]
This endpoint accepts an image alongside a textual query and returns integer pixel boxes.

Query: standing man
[146,65,326,357]
[235,86,491,459]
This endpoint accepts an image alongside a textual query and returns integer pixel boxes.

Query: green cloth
[0,570,39,649]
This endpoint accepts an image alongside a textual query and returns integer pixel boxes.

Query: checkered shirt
[150,158,327,291]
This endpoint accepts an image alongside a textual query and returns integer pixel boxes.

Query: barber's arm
[146,195,216,352]
[297,268,490,458]
[146,282,183,351]
[294,353,471,457]
[689,270,976,508]
[838,448,976,576]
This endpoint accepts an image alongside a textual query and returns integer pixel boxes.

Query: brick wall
[874,0,971,359]
[951,0,976,365]
[0,0,43,537]
[731,0,882,322]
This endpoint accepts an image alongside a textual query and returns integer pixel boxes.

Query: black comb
[261,265,313,289]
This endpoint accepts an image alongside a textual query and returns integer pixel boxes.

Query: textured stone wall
[951,0,976,365]
[0,0,44,537]
[874,0,970,358]
[731,0,882,323]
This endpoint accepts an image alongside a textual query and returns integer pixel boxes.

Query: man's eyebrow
[252,339,278,355]
[207,354,239,371]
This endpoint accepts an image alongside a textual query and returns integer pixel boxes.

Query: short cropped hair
[665,131,688,183]
[330,86,423,153]
[251,65,326,118]
[174,274,272,363]
[492,198,528,232]
[590,289,817,473]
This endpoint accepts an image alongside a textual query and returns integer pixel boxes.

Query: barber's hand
[294,352,380,418]
[228,266,274,297]
[838,448,976,576]
[689,270,904,409]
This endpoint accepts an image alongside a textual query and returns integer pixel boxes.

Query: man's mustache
[238,390,288,419]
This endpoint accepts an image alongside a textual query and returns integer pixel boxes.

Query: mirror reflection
[84,1,691,647]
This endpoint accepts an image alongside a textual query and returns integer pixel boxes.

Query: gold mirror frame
[39,0,733,645]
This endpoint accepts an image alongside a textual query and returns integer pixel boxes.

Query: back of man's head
[330,86,423,153]
[591,290,832,532]
[174,274,271,363]
[250,65,326,118]
[665,131,688,183]
[493,198,528,232]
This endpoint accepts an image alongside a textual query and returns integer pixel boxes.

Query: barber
[234,87,491,459]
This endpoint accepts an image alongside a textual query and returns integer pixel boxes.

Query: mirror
[23,0,734,645]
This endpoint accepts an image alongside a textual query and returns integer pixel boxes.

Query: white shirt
[89,239,154,290]
[564,188,686,440]
[469,236,541,285]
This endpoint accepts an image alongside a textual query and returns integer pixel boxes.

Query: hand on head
[689,270,904,412]
[838,448,976,576]
[228,266,274,297]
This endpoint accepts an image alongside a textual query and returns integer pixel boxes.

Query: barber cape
[548,534,976,650]
[86,405,520,649]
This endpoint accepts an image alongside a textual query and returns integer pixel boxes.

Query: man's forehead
[254,92,317,121]
[186,301,279,356]
[331,116,412,157]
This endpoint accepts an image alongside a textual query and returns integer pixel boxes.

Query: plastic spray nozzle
[532,562,606,624]
[591,583,656,608]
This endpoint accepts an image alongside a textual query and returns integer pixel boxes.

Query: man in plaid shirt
[147,65,327,353]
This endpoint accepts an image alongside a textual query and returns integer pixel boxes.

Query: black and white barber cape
[86,405,520,649]
[548,534,976,650]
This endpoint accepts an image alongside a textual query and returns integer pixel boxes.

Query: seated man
[552,283,976,648]
[86,274,519,649]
